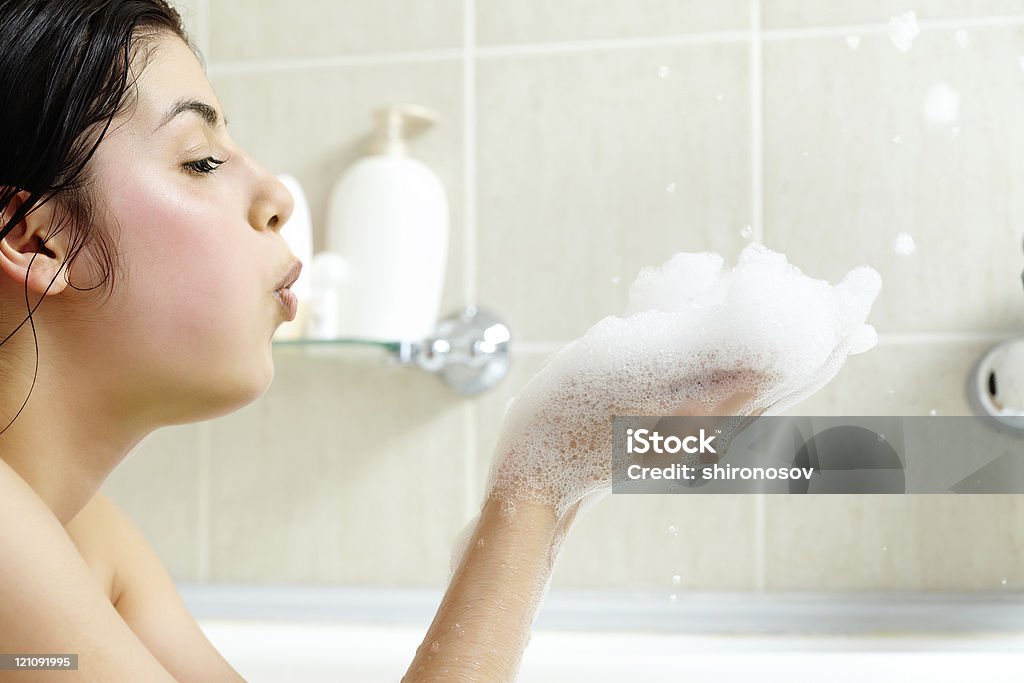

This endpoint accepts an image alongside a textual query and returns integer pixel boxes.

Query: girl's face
[75,33,297,423]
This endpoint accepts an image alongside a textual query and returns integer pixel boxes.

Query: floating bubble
[889,11,919,52]
[658,65,670,79]
[715,93,724,102]
[955,29,971,49]
[894,232,916,255]
[922,82,960,124]
[672,574,682,587]
[1002,578,1008,586]
[1018,56,1024,72]
[740,224,753,239]
[951,125,961,137]
[891,134,902,144]
[666,182,677,193]
[929,409,938,416]
[668,525,678,537]
[611,276,621,285]
[882,545,888,551]
[845,35,861,50]
[669,594,678,603]
[430,641,440,653]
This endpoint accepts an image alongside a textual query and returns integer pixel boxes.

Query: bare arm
[0,461,177,682]
[402,497,567,682]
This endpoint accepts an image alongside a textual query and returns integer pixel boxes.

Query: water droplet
[669,594,678,603]
[954,29,971,49]
[894,232,916,255]
[658,65,670,79]
[611,275,621,284]
[665,182,677,193]
[715,93,724,102]
[672,574,682,587]
[430,641,440,653]
[668,525,678,537]
[929,408,938,416]
[845,35,861,50]
[888,11,919,53]
[891,134,902,144]
[476,538,485,548]
[740,224,753,239]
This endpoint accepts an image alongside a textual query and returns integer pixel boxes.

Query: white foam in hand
[485,243,882,520]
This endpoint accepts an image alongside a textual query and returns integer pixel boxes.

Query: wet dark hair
[0,0,194,432]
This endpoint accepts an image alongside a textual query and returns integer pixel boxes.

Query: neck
[0,338,152,525]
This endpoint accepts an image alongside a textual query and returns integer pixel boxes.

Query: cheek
[108,177,259,345]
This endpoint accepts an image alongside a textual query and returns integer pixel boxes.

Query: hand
[484,341,775,522]
[483,246,880,522]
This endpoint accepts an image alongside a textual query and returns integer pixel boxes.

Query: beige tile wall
[103,1,1024,593]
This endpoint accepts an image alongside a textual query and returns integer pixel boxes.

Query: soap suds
[483,243,882,521]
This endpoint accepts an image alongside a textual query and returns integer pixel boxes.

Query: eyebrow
[155,98,229,132]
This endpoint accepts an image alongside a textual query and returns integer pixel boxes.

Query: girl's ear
[0,190,70,297]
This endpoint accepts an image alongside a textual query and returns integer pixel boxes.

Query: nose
[248,163,295,232]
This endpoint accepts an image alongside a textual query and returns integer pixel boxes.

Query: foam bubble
[485,243,882,519]
[889,11,919,53]
[922,82,960,124]
[894,232,916,255]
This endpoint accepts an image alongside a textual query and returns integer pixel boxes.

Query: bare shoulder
[65,492,123,602]
[0,461,178,680]
[64,491,245,682]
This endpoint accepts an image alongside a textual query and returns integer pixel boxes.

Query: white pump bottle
[324,104,449,342]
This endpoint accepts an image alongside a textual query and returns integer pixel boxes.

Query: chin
[206,349,277,419]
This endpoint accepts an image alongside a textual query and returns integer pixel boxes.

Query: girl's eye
[182,156,227,176]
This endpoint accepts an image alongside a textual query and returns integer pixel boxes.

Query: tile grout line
[463,402,478,521]
[205,14,1024,75]
[476,30,751,57]
[750,0,764,247]
[462,0,479,523]
[208,48,464,75]
[463,0,478,308]
[750,0,766,594]
[195,0,210,62]
[763,13,1024,42]
[514,331,1017,355]
[196,421,211,582]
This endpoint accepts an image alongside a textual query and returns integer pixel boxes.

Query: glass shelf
[268,307,511,395]
[272,337,403,353]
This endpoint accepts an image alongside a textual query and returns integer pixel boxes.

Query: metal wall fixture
[970,338,1024,432]
[970,237,1024,431]
[392,306,511,395]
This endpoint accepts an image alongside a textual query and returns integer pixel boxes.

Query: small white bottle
[325,104,449,341]
[272,174,314,341]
